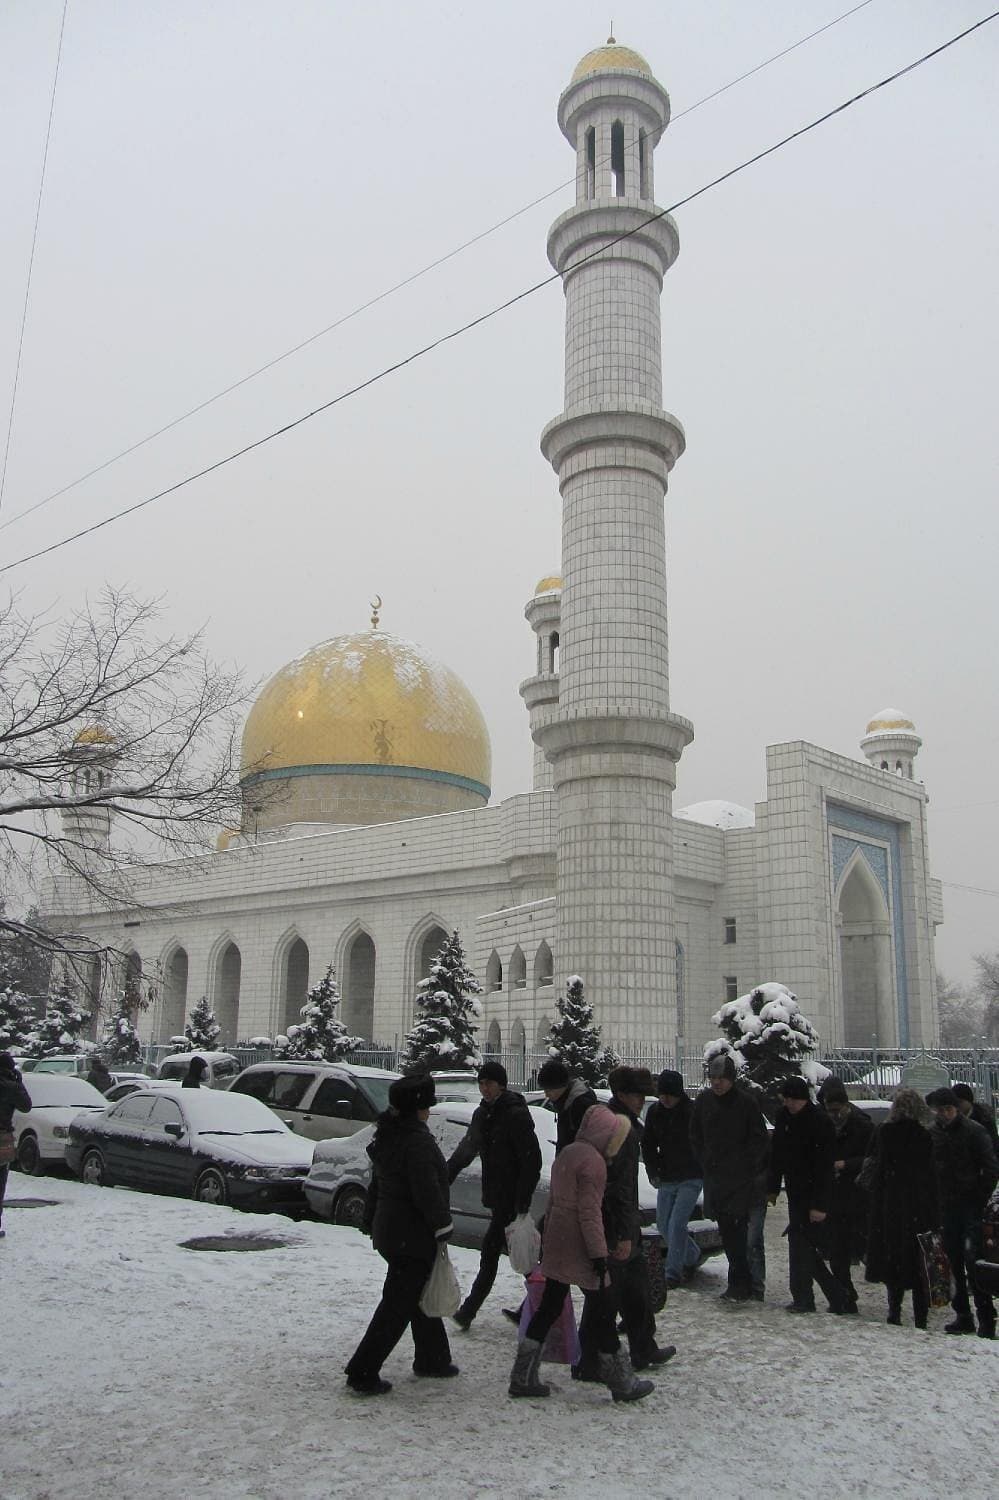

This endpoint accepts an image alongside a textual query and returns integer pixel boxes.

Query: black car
[65,1084,315,1211]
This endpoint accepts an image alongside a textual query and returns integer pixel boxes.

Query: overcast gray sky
[2,1,996,985]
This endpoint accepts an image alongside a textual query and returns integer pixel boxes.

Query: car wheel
[194,1167,228,1206]
[16,1133,42,1176]
[80,1148,108,1187]
[332,1186,368,1229]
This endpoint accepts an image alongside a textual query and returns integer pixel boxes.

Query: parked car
[229,1061,398,1141]
[156,1051,241,1088]
[11,1073,109,1175]
[66,1084,314,1211]
[430,1071,483,1104]
[851,1098,893,1127]
[26,1055,95,1077]
[104,1078,176,1103]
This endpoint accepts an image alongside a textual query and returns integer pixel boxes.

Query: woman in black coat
[864,1088,939,1328]
[0,1051,32,1236]
[344,1074,457,1395]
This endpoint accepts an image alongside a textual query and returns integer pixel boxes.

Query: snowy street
[3,1177,995,1499]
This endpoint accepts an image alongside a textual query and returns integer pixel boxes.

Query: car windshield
[23,1076,107,1108]
[177,1090,291,1136]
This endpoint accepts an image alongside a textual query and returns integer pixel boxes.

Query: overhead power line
[2,8,995,578]
[0,0,69,517]
[0,0,877,538]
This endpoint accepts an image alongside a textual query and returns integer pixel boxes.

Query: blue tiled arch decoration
[827,803,910,1046]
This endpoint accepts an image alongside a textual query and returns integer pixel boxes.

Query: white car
[11,1073,109,1175]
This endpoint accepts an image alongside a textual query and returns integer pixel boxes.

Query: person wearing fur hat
[344,1074,457,1394]
[768,1075,853,1315]
[0,1052,32,1238]
[509,1103,654,1403]
[690,1054,769,1302]
[446,1060,542,1330]
[951,1082,998,1149]
[642,1068,704,1290]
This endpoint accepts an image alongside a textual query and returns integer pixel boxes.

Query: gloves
[591,1256,608,1278]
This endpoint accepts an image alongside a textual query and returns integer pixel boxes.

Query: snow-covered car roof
[233,1061,399,1079]
[17,1074,108,1109]
[157,1050,239,1066]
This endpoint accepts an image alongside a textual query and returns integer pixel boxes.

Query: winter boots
[597,1349,655,1404]
[508,1337,550,1398]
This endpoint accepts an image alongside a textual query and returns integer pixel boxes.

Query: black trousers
[0,1162,8,1226]
[526,1277,619,1356]
[826,1215,858,1299]
[886,1280,928,1326]
[716,1212,752,1294]
[346,1253,453,1379]
[460,1208,508,1317]
[787,1206,850,1311]
[941,1201,995,1326]
[578,1252,657,1369]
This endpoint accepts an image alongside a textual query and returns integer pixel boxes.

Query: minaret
[60,727,119,856]
[532,40,693,1040]
[520,574,561,790]
[861,709,921,780]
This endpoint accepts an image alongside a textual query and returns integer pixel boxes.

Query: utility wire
[2,8,995,577]
[0,0,69,517]
[0,0,877,538]
[940,881,999,899]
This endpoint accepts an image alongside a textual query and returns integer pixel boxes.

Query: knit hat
[707,1054,737,1082]
[657,1069,684,1098]
[477,1060,508,1089]
[780,1076,810,1101]
[389,1074,437,1113]
[951,1083,974,1104]
[537,1059,570,1088]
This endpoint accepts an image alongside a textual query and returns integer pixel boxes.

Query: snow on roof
[675,799,755,831]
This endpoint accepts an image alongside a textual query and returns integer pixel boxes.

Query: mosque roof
[240,630,491,794]
[864,709,916,735]
[534,574,562,595]
[675,800,756,831]
[73,726,116,747]
[571,39,653,83]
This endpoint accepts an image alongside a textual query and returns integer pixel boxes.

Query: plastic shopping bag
[517,1267,581,1366]
[505,1212,542,1276]
[419,1242,462,1319]
[917,1228,953,1309]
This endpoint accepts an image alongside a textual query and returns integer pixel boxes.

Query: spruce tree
[24,977,91,1058]
[401,930,482,1074]
[0,985,34,1051]
[544,974,619,1087]
[102,988,145,1068]
[705,981,828,1110]
[274,964,363,1061]
[184,996,221,1053]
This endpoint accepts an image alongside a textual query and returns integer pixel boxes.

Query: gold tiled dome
[865,709,916,735]
[240,631,491,795]
[571,40,653,83]
[73,725,116,746]
[534,574,563,595]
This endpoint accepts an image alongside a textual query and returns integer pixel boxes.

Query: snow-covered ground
[2,1175,995,1500]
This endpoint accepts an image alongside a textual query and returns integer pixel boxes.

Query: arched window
[548,631,559,673]
[214,941,241,1046]
[611,120,625,196]
[511,1018,526,1059]
[486,950,502,992]
[534,940,553,988]
[345,931,376,1042]
[283,937,310,1033]
[162,947,189,1042]
[585,126,596,198]
[638,128,649,198]
[509,946,527,990]
[419,925,448,984]
[486,1020,502,1056]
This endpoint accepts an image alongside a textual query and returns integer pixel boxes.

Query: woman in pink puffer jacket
[508,1103,655,1403]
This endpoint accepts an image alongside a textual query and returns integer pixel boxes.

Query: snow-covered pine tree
[705,981,829,1110]
[101,988,145,1068]
[401,930,482,1074]
[0,985,34,1051]
[544,974,619,1087]
[273,964,363,1061]
[23,976,92,1058]
[183,996,221,1053]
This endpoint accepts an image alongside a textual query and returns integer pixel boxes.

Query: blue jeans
[747,1199,767,1294]
[656,1178,703,1282]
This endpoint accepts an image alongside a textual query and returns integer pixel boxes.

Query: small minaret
[532,40,693,1040]
[60,727,119,855]
[520,574,561,790]
[861,709,921,780]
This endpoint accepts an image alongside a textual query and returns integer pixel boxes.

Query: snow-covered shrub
[273,966,361,1062]
[705,981,828,1110]
[401,930,481,1074]
[0,985,36,1051]
[184,996,221,1052]
[544,974,619,1088]
[23,978,92,1058]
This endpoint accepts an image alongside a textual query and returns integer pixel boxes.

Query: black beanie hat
[951,1083,974,1104]
[780,1075,811,1101]
[928,1086,959,1109]
[537,1059,570,1088]
[477,1060,508,1088]
[657,1069,684,1097]
[389,1074,437,1113]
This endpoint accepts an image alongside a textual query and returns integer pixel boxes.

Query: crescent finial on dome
[370,594,382,630]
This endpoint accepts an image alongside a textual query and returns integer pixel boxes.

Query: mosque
[46,40,942,1060]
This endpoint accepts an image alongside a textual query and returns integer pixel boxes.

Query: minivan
[228,1061,399,1141]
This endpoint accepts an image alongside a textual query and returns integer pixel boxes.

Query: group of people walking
[344,1056,998,1400]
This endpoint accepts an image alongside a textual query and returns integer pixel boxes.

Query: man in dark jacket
[819,1078,875,1303]
[447,1061,542,1330]
[928,1087,998,1338]
[690,1054,769,1302]
[952,1082,999,1149]
[575,1066,675,1379]
[86,1057,113,1094]
[769,1075,852,1315]
[537,1060,597,1153]
[345,1074,456,1394]
[643,1069,703,1290]
[0,1051,33,1237]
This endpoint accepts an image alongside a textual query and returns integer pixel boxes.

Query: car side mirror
[164,1122,184,1139]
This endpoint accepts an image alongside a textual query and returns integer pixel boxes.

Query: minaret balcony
[547,201,678,281]
[540,402,684,480]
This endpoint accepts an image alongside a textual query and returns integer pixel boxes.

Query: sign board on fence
[901,1059,950,1094]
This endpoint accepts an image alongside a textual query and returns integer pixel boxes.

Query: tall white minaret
[533,39,692,1041]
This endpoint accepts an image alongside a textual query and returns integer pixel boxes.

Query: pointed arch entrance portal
[837,853,895,1046]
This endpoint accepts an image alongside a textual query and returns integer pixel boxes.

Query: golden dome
[240,631,491,796]
[865,709,916,735]
[216,828,238,852]
[534,574,563,595]
[571,39,653,83]
[73,726,116,747]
